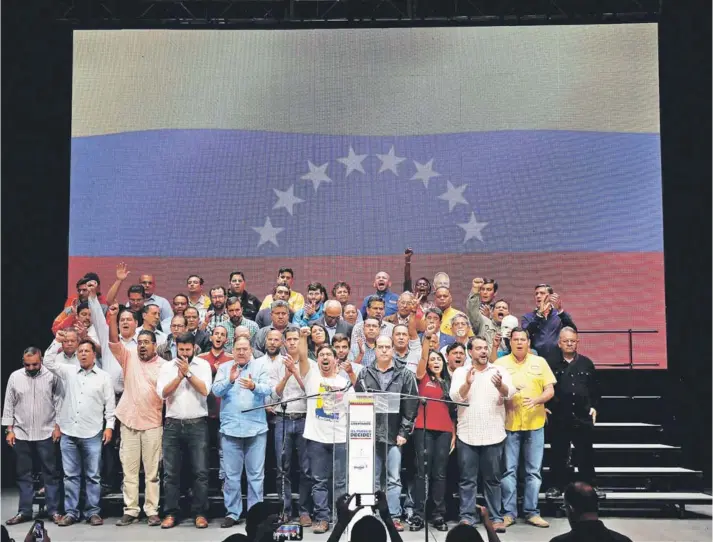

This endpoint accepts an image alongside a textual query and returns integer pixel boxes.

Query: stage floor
[1,491,710,542]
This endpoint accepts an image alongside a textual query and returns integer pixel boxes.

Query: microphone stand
[242,383,352,522]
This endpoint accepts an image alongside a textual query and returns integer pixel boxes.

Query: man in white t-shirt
[297,327,355,534]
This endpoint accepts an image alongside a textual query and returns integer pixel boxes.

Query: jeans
[374,444,402,518]
[456,438,504,524]
[550,418,595,489]
[222,432,267,520]
[501,428,545,519]
[14,438,60,517]
[60,432,103,519]
[162,418,209,517]
[413,429,450,519]
[275,416,311,516]
[308,440,346,523]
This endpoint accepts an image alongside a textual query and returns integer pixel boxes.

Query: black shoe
[221,516,243,528]
[409,516,424,531]
[432,518,449,532]
[545,487,562,499]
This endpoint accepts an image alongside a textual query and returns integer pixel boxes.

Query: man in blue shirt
[521,284,576,359]
[360,271,399,318]
[212,336,271,528]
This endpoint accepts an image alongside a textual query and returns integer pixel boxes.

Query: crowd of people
[2,249,604,536]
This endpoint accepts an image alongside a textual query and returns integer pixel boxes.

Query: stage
[2,491,710,542]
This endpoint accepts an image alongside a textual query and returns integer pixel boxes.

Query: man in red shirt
[198,326,233,485]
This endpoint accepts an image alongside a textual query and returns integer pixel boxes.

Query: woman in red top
[410,326,456,532]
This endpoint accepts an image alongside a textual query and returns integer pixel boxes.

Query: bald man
[314,300,353,341]
[360,271,399,318]
[138,274,173,322]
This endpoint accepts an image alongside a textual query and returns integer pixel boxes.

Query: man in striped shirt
[2,347,63,525]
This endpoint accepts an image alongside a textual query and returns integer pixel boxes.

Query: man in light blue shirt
[212,336,271,528]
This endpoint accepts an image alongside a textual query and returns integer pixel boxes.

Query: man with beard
[360,271,399,318]
[268,328,312,525]
[158,315,204,361]
[44,340,115,527]
[293,282,327,328]
[2,347,62,526]
[156,333,212,529]
[228,271,262,321]
[355,336,419,532]
[496,328,556,529]
[161,294,189,334]
[255,284,294,328]
[203,286,230,331]
[212,337,272,528]
[198,326,233,486]
[45,328,80,367]
[450,336,513,531]
[184,307,212,352]
[211,297,259,352]
[108,303,165,527]
[297,328,355,534]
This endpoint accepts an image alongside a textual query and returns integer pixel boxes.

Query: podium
[331,392,404,536]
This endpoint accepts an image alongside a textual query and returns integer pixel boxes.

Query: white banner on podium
[347,397,375,496]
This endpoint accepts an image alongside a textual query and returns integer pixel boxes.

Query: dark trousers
[550,418,595,488]
[162,418,209,517]
[15,438,60,517]
[457,438,504,524]
[308,441,346,523]
[412,429,450,520]
[274,416,311,517]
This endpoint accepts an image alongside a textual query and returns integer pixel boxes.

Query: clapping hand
[551,293,563,312]
[176,356,190,377]
[239,373,256,391]
[491,371,503,389]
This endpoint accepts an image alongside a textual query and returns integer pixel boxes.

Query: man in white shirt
[44,340,115,527]
[45,329,80,367]
[268,327,312,526]
[297,327,354,534]
[450,336,513,532]
[155,332,212,529]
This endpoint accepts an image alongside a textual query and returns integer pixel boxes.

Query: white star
[300,161,332,191]
[272,185,304,216]
[411,158,441,187]
[438,181,469,212]
[251,217,284,247]
[376,146,406,175]
[337,146,368,177]
[458,212,488,244]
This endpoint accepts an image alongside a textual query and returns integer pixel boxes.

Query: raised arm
[43,339,70,379]
[298,327,311,377]
[416,326,436,380]
[105,262,131,306]
[403,248,413,292]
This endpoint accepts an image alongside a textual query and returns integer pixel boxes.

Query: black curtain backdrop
[1,0,710,486]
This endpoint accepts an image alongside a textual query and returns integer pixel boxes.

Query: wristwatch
[185,371,193,379]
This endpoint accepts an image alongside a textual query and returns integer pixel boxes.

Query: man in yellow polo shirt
[496,327,555,529]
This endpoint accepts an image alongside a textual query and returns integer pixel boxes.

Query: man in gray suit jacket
[314,300,354,342]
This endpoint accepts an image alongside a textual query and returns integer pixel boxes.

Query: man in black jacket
[544,327,600,499]
[228,271,262,321]
[355,336,418,531]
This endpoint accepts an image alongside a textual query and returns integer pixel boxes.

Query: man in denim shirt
[212,336,272,528]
